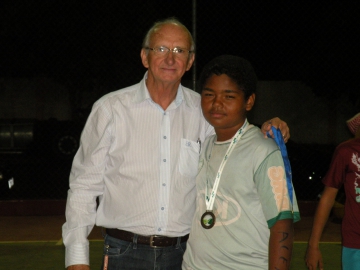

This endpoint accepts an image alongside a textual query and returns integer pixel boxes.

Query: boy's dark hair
[199,55,257,99]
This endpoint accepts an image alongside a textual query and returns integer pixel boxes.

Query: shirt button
[158,228,161,232]
[161,207,164,210]
[163,136,167,139]
[162,183,166,186]
[163,159,166,162]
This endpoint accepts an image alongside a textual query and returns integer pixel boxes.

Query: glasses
[145,46,193,58]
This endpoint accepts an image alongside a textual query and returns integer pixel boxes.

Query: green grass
[291,242,342,270]
[0,241,342,270]
[0,240,103,270]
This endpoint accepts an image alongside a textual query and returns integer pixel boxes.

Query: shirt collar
[133,71,192,108]
[132,72,151,104]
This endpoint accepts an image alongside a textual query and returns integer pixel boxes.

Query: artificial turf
[0,241,342,270]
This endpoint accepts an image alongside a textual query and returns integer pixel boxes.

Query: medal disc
[200,211,216,229]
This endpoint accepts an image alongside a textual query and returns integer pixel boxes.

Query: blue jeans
[100,234,187,270]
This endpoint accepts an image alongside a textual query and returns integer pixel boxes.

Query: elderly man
[62,17,290,270]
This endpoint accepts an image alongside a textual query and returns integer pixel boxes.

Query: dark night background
[0,1,359,201]
[1,1,359,99]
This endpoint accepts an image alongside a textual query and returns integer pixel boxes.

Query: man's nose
[164,50,176,62]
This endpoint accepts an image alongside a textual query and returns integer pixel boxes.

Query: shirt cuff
[65,242,90,268]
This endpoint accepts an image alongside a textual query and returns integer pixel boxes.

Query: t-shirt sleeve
[254,150,299,228]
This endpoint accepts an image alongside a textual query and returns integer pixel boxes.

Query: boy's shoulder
[202,125,279,154]
[244,125,279,149]
[203,133,217,146]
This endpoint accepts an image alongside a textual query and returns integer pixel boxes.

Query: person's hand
[261,117,290,143]
[305,245,323,270]
[67,265,90,270]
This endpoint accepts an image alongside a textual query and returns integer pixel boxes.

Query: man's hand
[261,117,290,143]
[305,245,324,270]
[67,265,90,270]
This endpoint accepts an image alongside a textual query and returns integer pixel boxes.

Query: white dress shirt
[62,72,214,266]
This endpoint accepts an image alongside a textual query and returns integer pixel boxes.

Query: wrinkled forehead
[150,24,191,48]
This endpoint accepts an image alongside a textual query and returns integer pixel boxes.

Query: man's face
[141,24,195,85]
[201,74,255,141]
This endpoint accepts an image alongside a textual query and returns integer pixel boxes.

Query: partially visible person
[62,17,291,270]
[305,112,360,270]
[182,55,300,270]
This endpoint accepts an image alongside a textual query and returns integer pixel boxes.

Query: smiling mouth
[210,112,225,118]
[162,67,176,71]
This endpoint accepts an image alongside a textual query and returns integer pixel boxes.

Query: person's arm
[269,219,294,270]
[305,186,338,270]
[67,265,90,270]
[261,117,290,143]
[62,101,112,268]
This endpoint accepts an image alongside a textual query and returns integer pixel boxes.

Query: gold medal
[200,211,216,229]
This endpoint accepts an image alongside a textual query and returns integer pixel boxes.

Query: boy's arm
[305,186,338,270]
[269,219,294,270]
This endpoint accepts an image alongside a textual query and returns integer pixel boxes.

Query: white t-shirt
[182,126,300,270]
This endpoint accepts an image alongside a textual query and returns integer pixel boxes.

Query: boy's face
[201,74,255,141]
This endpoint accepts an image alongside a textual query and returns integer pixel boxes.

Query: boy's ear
[245,94,255,111]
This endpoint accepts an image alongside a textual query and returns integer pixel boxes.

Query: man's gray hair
[142,17,195,52]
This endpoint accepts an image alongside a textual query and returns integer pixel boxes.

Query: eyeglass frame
[144,46,194,57]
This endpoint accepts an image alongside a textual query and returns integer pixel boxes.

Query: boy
[182,55,300,270]
[305,112,360,270]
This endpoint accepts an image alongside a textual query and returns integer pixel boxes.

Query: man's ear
[140,49,149,68]
[185,53,195,71]
[245,93,255,111]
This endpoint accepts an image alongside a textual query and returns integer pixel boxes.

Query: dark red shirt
[322,138,360,248]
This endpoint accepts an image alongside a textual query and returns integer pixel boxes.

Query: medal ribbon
[267,127,294,209]
[205,120,250,211]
